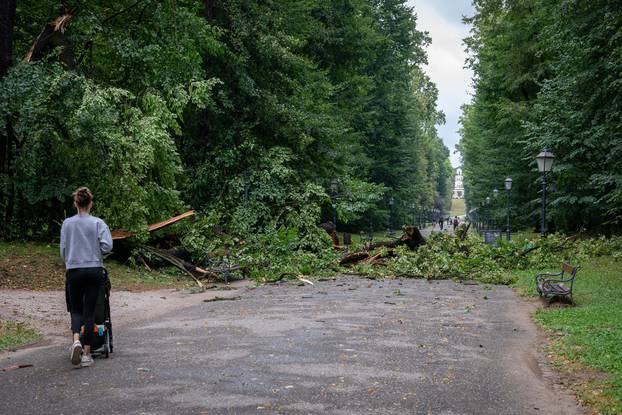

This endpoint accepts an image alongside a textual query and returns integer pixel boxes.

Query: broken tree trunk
[368,226,426,250]
[319,221,340,247]
[24,9,76,67]
[339,226,425,267]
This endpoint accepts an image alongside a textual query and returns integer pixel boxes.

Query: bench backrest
[561,262,579,275]
[561,263,580,292]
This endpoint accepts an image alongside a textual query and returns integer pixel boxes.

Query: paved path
[1,277,582,414]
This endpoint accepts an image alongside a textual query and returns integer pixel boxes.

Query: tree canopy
[459,0,622,233]
[0,0,452,240]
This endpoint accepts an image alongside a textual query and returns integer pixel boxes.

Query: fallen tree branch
[340,251,370,266]
[142,246,203,288]
[517,234,579,258]
[297,276,314,285]
[364,252,383,264]
[459,222,471,241]
[203,296,241,302]
[138,256,152,272]
[339,226,425,266]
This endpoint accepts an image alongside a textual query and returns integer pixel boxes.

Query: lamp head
[504,177,513,190]
[536,149,555,173]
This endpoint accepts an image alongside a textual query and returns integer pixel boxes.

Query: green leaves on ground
[351,232,622,285]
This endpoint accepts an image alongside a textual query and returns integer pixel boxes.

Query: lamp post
[388,197,395,236]
[536,149,555,236]
[410,203,416,226]
[493,188,499,228]
[480,204,484,230]
[504,177,512,240]
[485,196,491,229]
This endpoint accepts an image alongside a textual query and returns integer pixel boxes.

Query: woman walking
[60,187,113,367]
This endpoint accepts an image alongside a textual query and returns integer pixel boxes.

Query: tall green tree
[460,0,621,233]
[1,0,453,240]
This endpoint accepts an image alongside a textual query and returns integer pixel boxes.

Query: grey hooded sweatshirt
[60,214,113,269]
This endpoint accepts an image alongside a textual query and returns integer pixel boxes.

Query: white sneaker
[80,354,94,368]
[70,340,82,365]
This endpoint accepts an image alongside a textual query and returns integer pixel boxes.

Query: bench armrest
[549,276,575,284]
[536,271,562,284]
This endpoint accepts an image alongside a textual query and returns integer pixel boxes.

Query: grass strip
[0,321,41,351]
[513,255,622,414]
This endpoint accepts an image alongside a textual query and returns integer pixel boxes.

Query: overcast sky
[407,0,474,167]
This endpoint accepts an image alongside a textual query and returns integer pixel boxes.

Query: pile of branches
[337,226,427,266]
[111,211,243,288]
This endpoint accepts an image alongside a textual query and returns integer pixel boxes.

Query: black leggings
[66,267,102,346]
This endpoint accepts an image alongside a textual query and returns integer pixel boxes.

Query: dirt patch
[0,242,196,291]
[0,253,65,291]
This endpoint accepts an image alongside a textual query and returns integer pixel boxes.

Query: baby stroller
[78,268,113,358]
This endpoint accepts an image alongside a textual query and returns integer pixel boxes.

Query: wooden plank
[111,210,196,240]
[147,210,195,232]
[111,229,135,240]
[561,262,576,274]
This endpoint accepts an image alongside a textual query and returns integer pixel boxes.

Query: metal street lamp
[388,197,395,236]
[410,203,416,226]
[485,197,491,229]
[492,189,499,229]
[479,202,484,230]
[535,149,555,236]
[504,177,512,240]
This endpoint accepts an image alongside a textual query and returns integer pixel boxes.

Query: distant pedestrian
[61,187,113,368]
[453,216,459,232]
[438,217,444,231]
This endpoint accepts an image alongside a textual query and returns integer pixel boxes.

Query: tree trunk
[0,0,16,79]
[0,0,16,178]
[204,0,214,20]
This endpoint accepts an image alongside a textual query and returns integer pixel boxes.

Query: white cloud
[408,0,474,167]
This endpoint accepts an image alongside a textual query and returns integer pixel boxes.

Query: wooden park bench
[535,262,580,303]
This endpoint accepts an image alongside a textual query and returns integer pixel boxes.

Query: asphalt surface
[1,277,582,415]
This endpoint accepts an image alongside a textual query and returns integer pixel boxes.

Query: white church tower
[452,168,464,199]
